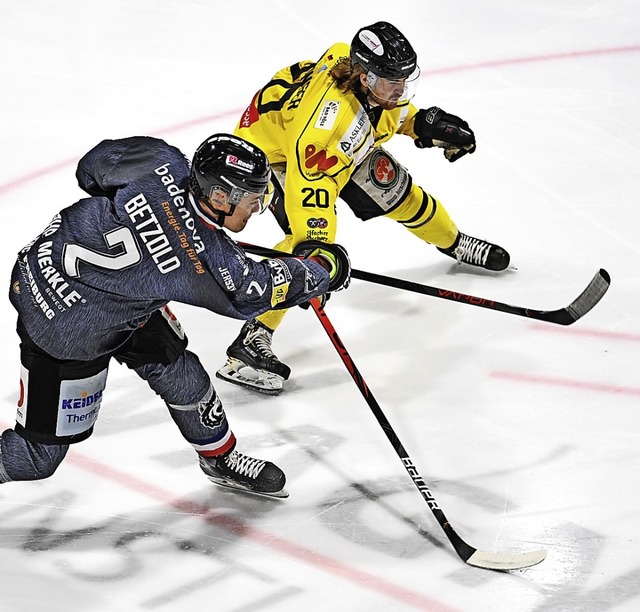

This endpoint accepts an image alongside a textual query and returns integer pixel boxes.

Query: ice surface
[1,1,639,610]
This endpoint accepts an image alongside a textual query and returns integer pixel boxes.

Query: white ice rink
[1,1,639,610]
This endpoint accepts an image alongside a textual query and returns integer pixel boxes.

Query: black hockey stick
[239,242,610,325]
[309,297,547,570]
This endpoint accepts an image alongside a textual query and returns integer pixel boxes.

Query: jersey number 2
[63,227,142,278]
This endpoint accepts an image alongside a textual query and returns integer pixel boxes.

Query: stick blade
[466,547,547,571]
[561,268,611,324]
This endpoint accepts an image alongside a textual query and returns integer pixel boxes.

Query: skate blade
[204,474,289,499]
[216,359,284,395]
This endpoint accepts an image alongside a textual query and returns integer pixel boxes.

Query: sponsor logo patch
[16,365,29,427]
[160,304,185,339]
[56,368,108,437]
[314,101,340,130]
[304,144,338,172]
[369,150,399,189]
[338,108,370,159]
[268,259,292,308]
[358,30,384,56]
[239,92,260,128]
[226,154,254,173]
[307,217,328,229]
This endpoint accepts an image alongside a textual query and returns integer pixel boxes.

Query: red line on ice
[2,45,640,197]
[7,43,640,608]
[0,417,456,609]
[0,110,242,198]
[422,45,640,76]
[490,371,640,396]
[66,451,457,612]
[530,323,640,343]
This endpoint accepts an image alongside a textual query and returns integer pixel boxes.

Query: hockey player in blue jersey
[0,133,351,498]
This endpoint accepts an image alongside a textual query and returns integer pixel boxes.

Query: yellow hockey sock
[386,184,458,249]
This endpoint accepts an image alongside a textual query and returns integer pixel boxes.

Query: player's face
[361,68,420,110]
[201,182,272,232]
[222,192,263,232]
[373,77,406,103]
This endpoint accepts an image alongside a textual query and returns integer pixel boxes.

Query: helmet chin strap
[208,206,228,226]
[189,189,231,228]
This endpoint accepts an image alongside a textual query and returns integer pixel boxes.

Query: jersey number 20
[301,187,330,208]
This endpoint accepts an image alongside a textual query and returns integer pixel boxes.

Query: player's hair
[330,58,365,94]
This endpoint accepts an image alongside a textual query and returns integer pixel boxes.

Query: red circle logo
[369,151,399,189]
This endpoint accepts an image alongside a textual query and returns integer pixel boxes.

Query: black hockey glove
[293,240,351,309]
[414,106,476,162]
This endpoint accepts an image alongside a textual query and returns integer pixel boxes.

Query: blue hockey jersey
[9,136,330,360]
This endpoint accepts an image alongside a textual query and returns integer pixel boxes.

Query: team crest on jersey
[368,150,399,189]
[304,144,338,173]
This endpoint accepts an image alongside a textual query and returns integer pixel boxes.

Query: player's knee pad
[386,184,458,248]
[167,384,235,457]
[0,429,68,482]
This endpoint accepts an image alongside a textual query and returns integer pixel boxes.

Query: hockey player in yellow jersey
[217,21,510,394]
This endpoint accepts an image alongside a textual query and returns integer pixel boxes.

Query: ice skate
[438,232,510,271]
[199,449,288,498]
[216,319,290,395]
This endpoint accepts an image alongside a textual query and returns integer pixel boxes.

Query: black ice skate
[438,232,510,271]
[216,319,290,394]
[199,449,288,498]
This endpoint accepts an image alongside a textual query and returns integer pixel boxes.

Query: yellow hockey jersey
[234,42,422,245]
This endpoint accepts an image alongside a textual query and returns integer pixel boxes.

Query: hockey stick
[239,242,610,325]
[309,297,547,570]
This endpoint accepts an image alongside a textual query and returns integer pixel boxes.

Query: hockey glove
[298,292,330,310]
[414,106,476,162]
[293,240,351,309]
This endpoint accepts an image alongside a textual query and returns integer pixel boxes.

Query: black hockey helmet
[190,134,272,222]
[350,22,418,80]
